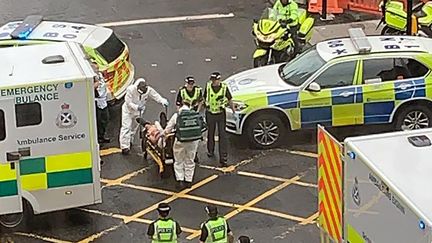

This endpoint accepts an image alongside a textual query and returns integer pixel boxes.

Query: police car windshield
[279,46,325,86]
[96,32,125,64]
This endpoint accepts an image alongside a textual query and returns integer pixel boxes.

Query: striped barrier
[317,125,343,243]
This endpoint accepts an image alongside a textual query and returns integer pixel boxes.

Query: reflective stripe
[0,163,19,197]
[0,163,17,181]
[21,173,47,191]
[45,151,92,173]
[180,87,201,106]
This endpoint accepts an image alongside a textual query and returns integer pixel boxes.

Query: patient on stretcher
[137,118,167,148]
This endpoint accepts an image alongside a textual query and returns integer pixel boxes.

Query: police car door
[299,60,361,128]
[0,98,24,218]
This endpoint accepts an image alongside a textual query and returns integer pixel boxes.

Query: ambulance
[317,126,432,243]
[0,42,102,227]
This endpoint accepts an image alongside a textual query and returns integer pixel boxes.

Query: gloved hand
[162,99,169,107]
[282,32,290,41]
[138,104,145,112]
[287,18,294,24]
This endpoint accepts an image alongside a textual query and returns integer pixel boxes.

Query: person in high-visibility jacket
[272,0,300,52]
[147,203,182,243]
[176,76,203,111]
[203,72,236,167]
[199,205,234,243]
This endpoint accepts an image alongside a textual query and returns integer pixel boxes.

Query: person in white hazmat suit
[164,100,204,190]
[120,78,169,155]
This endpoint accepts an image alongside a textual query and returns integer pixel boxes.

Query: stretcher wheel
[141,132,148,159]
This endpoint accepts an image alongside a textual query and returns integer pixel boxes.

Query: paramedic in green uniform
[147,203,182,243]
[164,99,204,189]
[203,72,236,167]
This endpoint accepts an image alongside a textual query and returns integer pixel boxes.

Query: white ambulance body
[0,42,101,227]
[343,129,432,243]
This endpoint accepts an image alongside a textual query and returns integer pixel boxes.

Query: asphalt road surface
[0,0,388,242]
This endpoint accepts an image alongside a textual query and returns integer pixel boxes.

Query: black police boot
[122,148,130,155]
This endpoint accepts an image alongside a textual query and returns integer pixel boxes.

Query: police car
[0,15,135,101]
[226,28,432,148]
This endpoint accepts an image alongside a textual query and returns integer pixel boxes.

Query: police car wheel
[247,114,285,149]
[253,55,270,68]
[395,105,432,131]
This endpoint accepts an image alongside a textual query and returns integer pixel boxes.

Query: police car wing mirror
[364,77,382,84]
[307,82,321,92]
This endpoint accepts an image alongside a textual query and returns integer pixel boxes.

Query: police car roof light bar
[10,15,43,39]
[348,28,372,54]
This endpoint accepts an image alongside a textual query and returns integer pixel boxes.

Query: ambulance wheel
[0,213,23,228]
[394,105,432,131]
[246,113,286,149]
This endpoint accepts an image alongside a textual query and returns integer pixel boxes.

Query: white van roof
[0,20,113,48]
[0,42,95,88]
[345,128,432,225]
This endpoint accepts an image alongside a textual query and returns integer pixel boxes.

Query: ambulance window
[96,32,125,64]
[15,103,42,127]
[0,110,5,141]
[313,61,357,89]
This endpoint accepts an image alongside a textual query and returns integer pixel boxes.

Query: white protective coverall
[119,79,167,150]
[165,105,200,182]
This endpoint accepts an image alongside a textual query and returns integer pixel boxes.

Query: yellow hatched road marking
[101,167,149,187]
[237,171,317,188]
[187,175,301,240]
[300,212,319,225]
[46,152,92,173]
[78,175,218,242]
[79,208,200,234]
[14,232,72,243]
[99,148,122,156]
[119,182,306,222]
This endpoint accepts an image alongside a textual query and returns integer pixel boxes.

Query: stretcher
[138,108,207,178]
[138,110,175,178]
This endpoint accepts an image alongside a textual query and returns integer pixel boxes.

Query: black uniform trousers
[96,105,109,140]
[206,111,227,162]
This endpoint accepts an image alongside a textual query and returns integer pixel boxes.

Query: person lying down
[136,118,169,148]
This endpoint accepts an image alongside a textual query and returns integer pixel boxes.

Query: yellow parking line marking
[77,224,122,243]
[14,232,72,243]
[186,175,301,240]
[79,208,199,234]
[237,171,317,188]
[99,148,122,157]
[118,182,307,223]
[77,171,213,243]
[275,148,318,158]
[247,207,306,222]
[299,212,319,225]
[123,175,218,224]
[101,167,149,186]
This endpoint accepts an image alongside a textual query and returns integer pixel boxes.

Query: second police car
[0,15,135,102]
[226,28,432,148]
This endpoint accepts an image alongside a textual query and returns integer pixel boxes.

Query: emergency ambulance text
[17,133,86,145]
[0,84,59,104]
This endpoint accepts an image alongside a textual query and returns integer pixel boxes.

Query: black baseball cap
[205,205,218,215]
[185,76,195,84]
[210,72,221,80]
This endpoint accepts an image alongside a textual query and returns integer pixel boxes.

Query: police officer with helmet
[199,205,234,243]
[203,72,236,167]
[147,203,182,243]
[272,0,300,52]
[176,76,203,111]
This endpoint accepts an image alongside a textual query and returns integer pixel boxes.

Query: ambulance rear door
[0,97,24,216]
